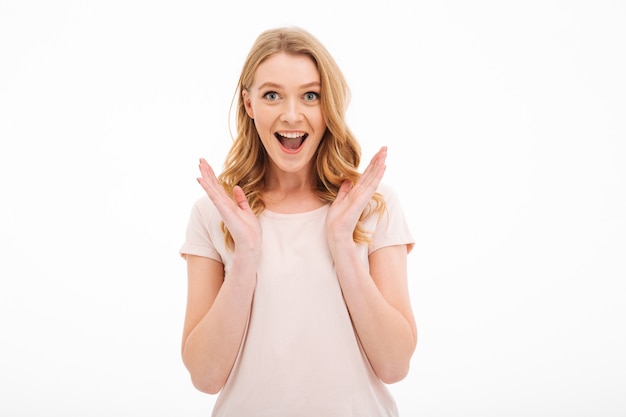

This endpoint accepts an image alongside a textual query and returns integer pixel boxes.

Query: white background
[1,1,625,416]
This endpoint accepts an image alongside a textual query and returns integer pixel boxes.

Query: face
[242,52,326,177]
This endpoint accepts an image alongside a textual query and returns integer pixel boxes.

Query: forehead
[252,52,320,88]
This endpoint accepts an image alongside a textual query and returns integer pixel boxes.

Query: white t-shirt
[180,182,414,417]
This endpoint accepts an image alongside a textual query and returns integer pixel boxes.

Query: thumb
[232,186,251,210]
[335,179,352,204]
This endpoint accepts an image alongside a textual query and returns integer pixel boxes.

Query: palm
[326,147,387,242]
[197,158,262,251]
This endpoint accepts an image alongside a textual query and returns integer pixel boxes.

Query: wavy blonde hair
[218,26,385,250]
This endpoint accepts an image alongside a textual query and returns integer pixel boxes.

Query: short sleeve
[368,182,415,254]
[179,196,224,263]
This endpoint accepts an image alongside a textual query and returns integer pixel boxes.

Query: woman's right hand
[197,158,262,257]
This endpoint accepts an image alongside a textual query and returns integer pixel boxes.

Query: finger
[357,147,387,192]
[369,146,387,177]
[334,179,352,205]
[198,158,218,183]
[232,186,252,211]
[361,147,387,179]
[196,159,236,211]
[198,159,225,195]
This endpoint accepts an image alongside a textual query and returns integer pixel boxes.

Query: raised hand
[197,158,262,254]
[326,146,387,247]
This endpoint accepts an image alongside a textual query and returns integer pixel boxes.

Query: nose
[280,99,304,124]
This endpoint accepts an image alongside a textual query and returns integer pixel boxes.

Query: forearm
[182,255,257,393]
[332,242,416,383]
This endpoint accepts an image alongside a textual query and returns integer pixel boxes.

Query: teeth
[277,132,305,139]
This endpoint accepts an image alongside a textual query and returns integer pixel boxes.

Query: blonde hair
[218,26,385,250]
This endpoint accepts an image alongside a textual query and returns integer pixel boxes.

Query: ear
[242,89,254,119]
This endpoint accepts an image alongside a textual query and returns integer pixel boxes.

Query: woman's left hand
[326,146,387,246]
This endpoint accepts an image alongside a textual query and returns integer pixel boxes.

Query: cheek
[251,106,272,124]
[253,110,272,132]
[252,114,276,144]
[311,109,326,130]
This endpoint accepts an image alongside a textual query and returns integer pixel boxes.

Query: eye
[303,92,319,102]
[263,91,280,101]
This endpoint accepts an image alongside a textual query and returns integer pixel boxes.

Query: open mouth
[275,131,308,151]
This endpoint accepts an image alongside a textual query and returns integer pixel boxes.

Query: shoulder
[190,195,220,217]
[376,181,396,198]
[186,195,224,230]
[369,181,415,252]
[375,181,406,208]
[181,195,227,261]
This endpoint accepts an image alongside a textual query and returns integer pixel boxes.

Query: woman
[180,26,417,416]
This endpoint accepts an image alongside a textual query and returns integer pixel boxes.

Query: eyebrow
[256,81,321,90]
